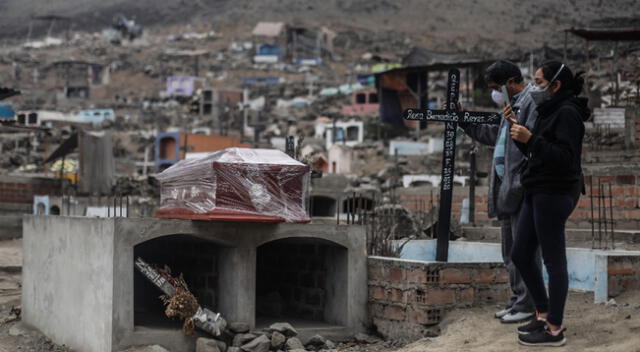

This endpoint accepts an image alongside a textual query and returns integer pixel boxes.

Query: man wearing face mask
[459,60,540,324]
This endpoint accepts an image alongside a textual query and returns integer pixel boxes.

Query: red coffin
[155,148,310,223]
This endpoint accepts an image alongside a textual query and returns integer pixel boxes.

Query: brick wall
[608,255,640,298]
[367,256,509,340]
[399,173,640,230]
[574,175,640,229]
[398,186,495,228]
[0,175,60,204]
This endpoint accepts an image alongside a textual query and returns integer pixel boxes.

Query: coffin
[155,148,310,222]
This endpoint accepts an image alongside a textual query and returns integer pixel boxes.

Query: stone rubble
[232,333,258,347]
[270,331,286,350]
[192,321,392,352]
[240,334,271,352]
[266,322,298,337]
[229,322,252,334]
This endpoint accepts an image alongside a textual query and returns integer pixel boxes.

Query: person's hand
[503,104,517,124]
[510,124,532,143]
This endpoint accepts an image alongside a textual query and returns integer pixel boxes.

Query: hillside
[1,0,639,56]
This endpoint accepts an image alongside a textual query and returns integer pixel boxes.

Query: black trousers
[511,192,575,326]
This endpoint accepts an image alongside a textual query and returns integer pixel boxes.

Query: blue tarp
[0,103,15,119]
[257,44,280,57]
[357,74,375,86]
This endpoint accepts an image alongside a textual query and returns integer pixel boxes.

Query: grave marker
[403,68,501,261]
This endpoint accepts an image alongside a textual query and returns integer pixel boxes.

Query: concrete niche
[22,216,368,352]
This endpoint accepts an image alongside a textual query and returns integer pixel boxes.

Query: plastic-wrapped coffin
[155,147,311,223]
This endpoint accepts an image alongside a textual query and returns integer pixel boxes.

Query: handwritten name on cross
[403,68,500,261]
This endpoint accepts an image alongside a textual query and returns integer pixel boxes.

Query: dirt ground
[2,239,640,351]
[394,291,640,352]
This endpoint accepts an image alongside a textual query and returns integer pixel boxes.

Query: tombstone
[403,69,500,261]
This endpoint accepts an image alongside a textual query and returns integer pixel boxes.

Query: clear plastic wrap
[155,148,310,222]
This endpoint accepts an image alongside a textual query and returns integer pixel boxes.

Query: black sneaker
[517,317,547,335]
[518,327,566,347]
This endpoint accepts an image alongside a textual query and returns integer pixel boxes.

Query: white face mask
[491,89,504,106]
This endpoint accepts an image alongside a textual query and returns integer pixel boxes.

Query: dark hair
[539,60,585,95]
[484,60,523,85]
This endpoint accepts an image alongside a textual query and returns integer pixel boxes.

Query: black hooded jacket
[515,90,591,196]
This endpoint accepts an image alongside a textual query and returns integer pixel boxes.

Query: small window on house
[159,137,177,160]
[28,113,38,124]
[369,93,379,103]
[410,180,433,187]
[36,202,46,215]
[334,128,345,142]
[355,93,366,104]
[346,126,359,141]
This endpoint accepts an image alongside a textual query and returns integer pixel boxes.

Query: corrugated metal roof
[252,22,285,37]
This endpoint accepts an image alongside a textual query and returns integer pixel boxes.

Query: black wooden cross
[403,68,501,261]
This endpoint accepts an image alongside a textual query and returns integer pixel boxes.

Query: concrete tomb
[22,217,368,352]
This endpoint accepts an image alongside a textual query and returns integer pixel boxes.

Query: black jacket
[515,91,590,196]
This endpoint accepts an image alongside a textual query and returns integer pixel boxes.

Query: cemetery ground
[1,239,639,352]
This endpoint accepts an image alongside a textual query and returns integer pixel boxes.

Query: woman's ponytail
[572,71,585,95]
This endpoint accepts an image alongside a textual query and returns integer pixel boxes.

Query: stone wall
[367,256,509,340]
[608,255,640,298]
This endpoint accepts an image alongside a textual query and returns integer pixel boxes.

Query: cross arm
[458,111,501,124]
[403,108,458,122]
[403,108,501,125]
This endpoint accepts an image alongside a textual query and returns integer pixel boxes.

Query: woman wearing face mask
[503,61,590,347]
